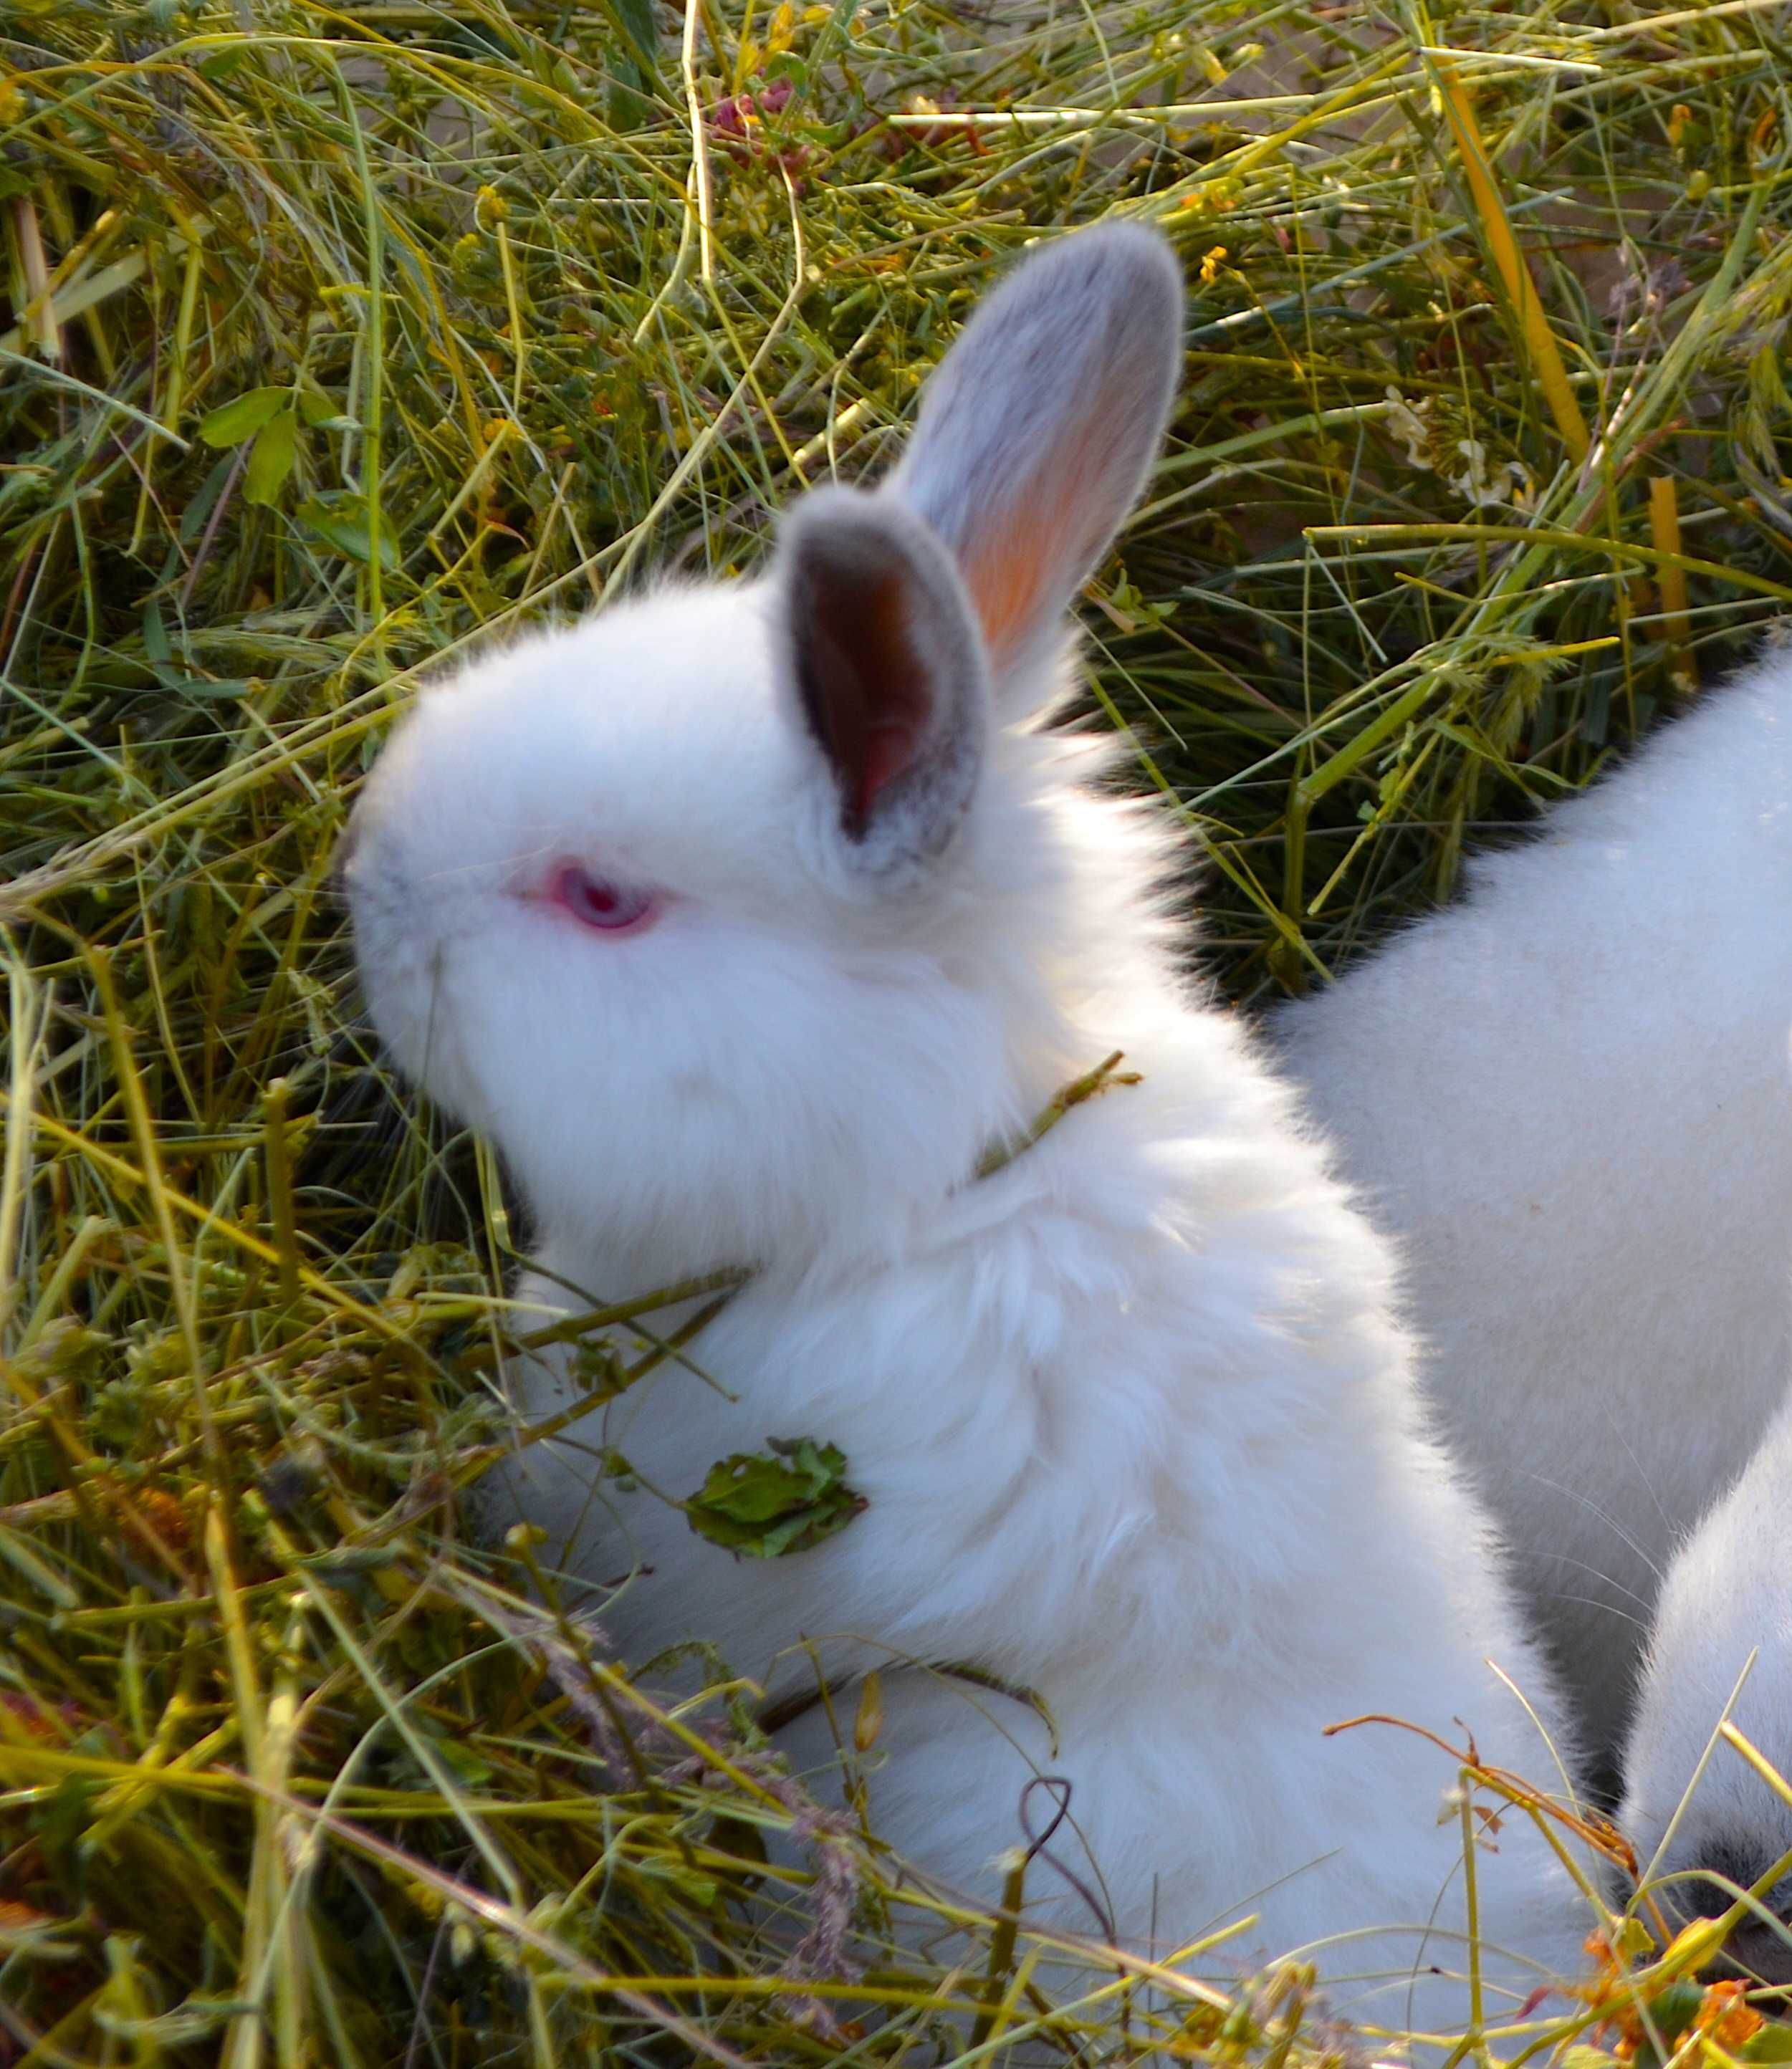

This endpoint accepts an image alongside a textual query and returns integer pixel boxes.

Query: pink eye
[549,864,657,935]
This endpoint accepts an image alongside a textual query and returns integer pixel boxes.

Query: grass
[6,0,1792,2060]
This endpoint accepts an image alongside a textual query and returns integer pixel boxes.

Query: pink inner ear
[858,717,918,817]
[957,419,1107,668]
[796,538,941,837]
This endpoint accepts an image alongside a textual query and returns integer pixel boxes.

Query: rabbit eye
[550,864,656,935]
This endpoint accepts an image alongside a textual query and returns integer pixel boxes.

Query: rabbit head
[341,224,1183,1270]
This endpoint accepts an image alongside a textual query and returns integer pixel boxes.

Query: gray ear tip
[780,483,972,643]
[782,483,949,581]
[782,482,896,567]
[1046,220,1183,319]
[780,480,869,547]
[1015,221,1184,390]
[1073,218,1184,284]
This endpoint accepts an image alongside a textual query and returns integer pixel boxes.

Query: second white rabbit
[1280,643,1792,1767]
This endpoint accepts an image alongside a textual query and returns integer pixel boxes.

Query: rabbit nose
[1662,1843,1792,1982]
[1717,1917,1792,1987]
[1666,1840,1765,1924]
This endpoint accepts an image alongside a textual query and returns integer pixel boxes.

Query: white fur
[1621,1393,1792,1980]
[345,226,1587,2024]
[1278,647,1792,1764]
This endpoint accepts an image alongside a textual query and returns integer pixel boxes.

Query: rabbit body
[346,226,1586,2015]
[1277,649,1792,1765]
[492,885,1581,1999]
[1619,1391,1792,1980]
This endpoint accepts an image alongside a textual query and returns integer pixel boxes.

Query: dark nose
[1675,1843,1764,1921]
[1662,1844,1792,1984]
[1717,1918,1792,1987]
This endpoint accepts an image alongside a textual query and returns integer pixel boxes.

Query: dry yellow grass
[8,1,1792,2060]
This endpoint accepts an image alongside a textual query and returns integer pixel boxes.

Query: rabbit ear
[777,485,987,886]
[883,222,1182,701]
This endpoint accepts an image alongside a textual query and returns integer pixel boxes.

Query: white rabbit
[1619,1388,1792,1982]
[342,223,1587,2024]
[1277,646,1792,1770]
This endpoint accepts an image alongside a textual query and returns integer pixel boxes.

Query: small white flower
[1383,385,1434,470]
[1450,437,1531,509]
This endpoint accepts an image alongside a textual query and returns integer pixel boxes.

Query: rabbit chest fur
[1278,648,1792,1766]
[493,933,1583,2000]
[345,223,1589,2020]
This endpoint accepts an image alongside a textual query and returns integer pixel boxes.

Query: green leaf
[604,0,662,78]
[686,1437,864,1559]
[607,51,652,133]
[635,1859,721,1909]
[296,389,355,430]
[294,492,400,571]
[1645,1982,1706,2046]
[244,409,299,507]
[432,1735,494,1788]
[1743,2027,1792,2063]
[33,1775,100,1886]
[197,387,288,448]
[147,668,257,701]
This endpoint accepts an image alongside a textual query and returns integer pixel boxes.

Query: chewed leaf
[685,1437,863,1558]
[198,387,289,448]
[694,1440,846,1524]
